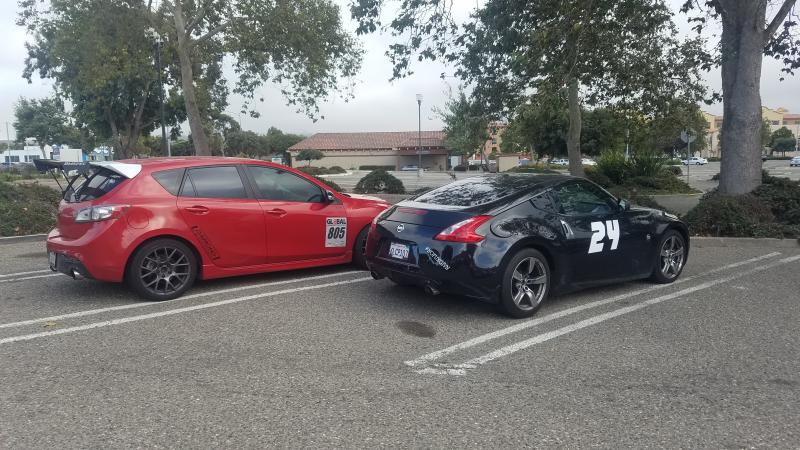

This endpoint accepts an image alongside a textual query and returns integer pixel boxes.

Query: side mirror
[618,199,631,211]
[324,190,337,203]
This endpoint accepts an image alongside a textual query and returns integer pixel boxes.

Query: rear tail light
[434,215,493,243]
[74,204,129,223]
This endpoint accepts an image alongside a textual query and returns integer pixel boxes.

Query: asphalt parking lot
[1,237,799,447]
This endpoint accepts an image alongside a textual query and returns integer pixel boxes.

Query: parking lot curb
[692,236,800,248]
[0,234,47,244]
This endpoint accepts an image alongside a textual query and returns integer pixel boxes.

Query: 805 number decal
[325,217,347,248]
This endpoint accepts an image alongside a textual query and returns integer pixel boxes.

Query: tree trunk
[566,77,585,177]
[718,1,766,195]
[173,1,211,156]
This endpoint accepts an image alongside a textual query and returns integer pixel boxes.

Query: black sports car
[365,174,689,318]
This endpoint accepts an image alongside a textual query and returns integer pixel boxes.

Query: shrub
[596,149,628,185]
[0,182,61,236]
[585,166,612,187]
[453,165,467,172]
[359,165,395,171]
[312,176,343,192]
[685,174,800,238]
[328,166,347,174]
[354,169,405,194]
[628,150,665,178]
[296,166,327,176]
[666,166,682,176]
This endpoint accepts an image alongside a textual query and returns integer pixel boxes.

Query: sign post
[680,129,697,185]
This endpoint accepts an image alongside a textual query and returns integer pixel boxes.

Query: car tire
[351,226,369,269]
[499,248,550,318]
[127,238,198,301]
[650,230,687,284]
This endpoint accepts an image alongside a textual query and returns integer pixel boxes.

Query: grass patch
[0,181,61,236]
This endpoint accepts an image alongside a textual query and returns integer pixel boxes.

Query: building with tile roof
[289,131,450,170]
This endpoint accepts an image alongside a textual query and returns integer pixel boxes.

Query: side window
[247,166,324,203]
[551,181,617,216]
[183,166,247,199]
[152,169,184,196]
[530,192,556,213]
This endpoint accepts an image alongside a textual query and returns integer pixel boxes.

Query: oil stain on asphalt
[396,320,436,338]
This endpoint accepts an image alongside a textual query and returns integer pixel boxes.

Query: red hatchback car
[38,158,389,300]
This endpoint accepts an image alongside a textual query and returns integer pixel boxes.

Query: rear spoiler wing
[33,159,142,196]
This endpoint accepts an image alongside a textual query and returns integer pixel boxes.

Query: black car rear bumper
[50,252,94,280]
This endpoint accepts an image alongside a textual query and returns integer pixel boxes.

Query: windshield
[65,167,126,203]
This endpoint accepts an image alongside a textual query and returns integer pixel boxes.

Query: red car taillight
[74,204,129,223]
[434,215,493,243]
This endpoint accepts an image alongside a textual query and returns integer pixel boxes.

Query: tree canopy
[296,149,325,166]
[13,96,83,156]
[352,0,711,177]
[437,90,488,157]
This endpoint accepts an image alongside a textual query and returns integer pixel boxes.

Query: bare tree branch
[185,0,213,36]
[191,20,231,46]
[765,0,797,39]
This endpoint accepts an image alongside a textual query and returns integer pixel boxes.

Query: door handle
[184,205,210,215]
[266,208,287,217]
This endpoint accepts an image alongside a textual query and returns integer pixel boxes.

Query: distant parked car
[681,157,708,165]
[581,158,597,166]
[790,156,800,167]
[549,158,569,166]
[400,165,421,171]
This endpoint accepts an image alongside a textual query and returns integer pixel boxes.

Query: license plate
[48,252,57,270]
[388,242,410,260]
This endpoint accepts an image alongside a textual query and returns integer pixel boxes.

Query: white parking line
[459,254,800,371]
[0,276,373,345]
[417,254,800,376]
[405,251,781,369]
[0,273,60,283]
[0,270,364,330]
[0,269,52,278]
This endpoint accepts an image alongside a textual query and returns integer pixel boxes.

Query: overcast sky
[1,0,798,141]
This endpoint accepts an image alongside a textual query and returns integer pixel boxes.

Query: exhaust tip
[424,284,440,296]
[370,271,385,280]
[71,269,85,280]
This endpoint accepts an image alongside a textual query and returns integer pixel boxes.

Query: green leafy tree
[770,126,795,155]
[146,0,362,156]
[13,97,82,157]
[226,130,266,158]
[296,149,325,166]
[352,0,710,178]
[638,99,708,155]
[437,90,488,158]
[681,0,799,195]
[500,93,568,159]
[19,0,187,159]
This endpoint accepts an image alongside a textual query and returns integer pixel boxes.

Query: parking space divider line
[0,270,364,330]
[0,277,373,345]
[455,254,800,371]
[405,251,781,368]
[0,274,60,284]
[0,269,52,278]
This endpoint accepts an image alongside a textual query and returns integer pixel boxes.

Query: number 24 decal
[589,220,620,254]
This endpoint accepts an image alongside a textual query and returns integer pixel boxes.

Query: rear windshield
[413,175,543,207]
[65,168,126,203]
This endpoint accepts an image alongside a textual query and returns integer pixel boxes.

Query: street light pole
[416,94,423,177]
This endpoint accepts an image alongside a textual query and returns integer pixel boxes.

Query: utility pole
[416,94,423,177]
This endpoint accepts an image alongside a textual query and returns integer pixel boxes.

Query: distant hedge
[358,165,395,171]
[0,182,61,236]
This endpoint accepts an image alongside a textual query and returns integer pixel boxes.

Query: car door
[177,165,267,268]
[549,180,642,283]
[244,165,347,263]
